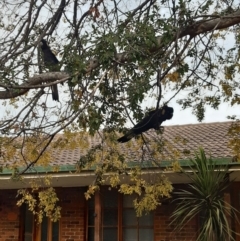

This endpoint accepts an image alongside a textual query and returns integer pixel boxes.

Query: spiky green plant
[171,148,238,241]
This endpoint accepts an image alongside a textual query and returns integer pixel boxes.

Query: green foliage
[171,148,238,241]
[0,0,240,222]
[228,119,240,162]
[81,131,184,216]
[119,171,173,216]
[0,0,240,145]
[17,186,61,223]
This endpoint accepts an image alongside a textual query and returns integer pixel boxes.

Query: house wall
[3,185,227,241]
[155,203,198,241]
[0,189,20,241]
[0,188,87,241]
[231,182,240,241]
[58,187,86,241]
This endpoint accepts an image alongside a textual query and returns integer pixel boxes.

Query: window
[102,189,118,241]
[40,216,59,241]
[20,205,59,241]
[87,188,154,241]
[23,206,34,241]
[123,195,154,241]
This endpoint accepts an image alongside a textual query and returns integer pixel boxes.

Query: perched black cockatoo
[40,39,60,101]
[117,106,174,143]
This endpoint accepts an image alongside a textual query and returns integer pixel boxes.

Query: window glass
[88,196,95,208]
[123,209,137,226]
[41,216,48,241]
[103,209,118,225]
[139,212,153,226]
[123,195,135,208]
[123,228,137,241]
[88,208,95,226]
[139,228,154,241]
[88,227,94,241]
[103,228,118,241]
[52,221,59,241]
[122,194,154,241]
[24,207,59,241]
[103,189,118,208]
[40,217,59,241]
[24,208,33,241]
[87,190,154,241]
[88,195,95,227]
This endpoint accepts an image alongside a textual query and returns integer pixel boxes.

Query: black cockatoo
[117,106,174,143]
[40,39,60,101]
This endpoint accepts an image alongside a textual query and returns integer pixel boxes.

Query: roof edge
[0,157,235,175]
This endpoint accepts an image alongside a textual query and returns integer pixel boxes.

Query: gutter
[0,157,239,176]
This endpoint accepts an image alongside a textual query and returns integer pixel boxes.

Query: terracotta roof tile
[162,121,233,160]
[0,121,238,169]
[47,121,236,166]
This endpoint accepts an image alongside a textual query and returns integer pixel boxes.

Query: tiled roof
[162,121,232,160]
[49,121,236,167]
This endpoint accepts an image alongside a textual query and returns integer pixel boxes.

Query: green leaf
[170,148,238,241]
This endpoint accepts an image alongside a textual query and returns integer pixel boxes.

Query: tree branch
[0,72,69,99]
[179,9,240,37]
[1,9,240,100]
[87,9,240,71]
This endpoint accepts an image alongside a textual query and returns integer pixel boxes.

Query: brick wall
[3,185,232,241]
[154,203,198,241]
[0,189,20,241]
[230,182,240,241]
[58,187,86,241]
[0,187,87,241]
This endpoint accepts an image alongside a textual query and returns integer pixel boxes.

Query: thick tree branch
[179,9,240,37]
[87,9,240,72]
[0,72,69,99]
[48,0,66,35]
[1,9,240,100]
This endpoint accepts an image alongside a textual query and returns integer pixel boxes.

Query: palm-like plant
[171,148,238,241]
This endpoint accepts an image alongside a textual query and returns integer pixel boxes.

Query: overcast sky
[164,102,238,126]
[0,1,239,128]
